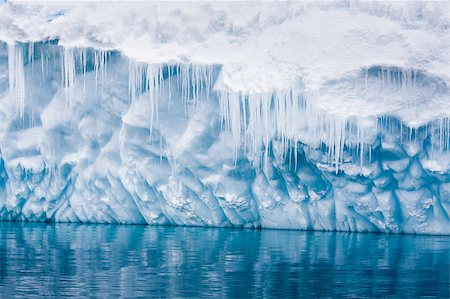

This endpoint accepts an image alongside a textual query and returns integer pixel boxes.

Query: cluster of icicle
[365,67,419,93]
[217,89,376,172]
[128,59,214,132]
[6,42,450,172]
[215,67,449,170]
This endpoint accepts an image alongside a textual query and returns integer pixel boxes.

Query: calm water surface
[0,221,448,298]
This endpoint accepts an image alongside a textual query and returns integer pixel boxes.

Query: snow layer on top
[0,1,448,122]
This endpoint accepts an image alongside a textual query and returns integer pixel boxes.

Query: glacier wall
[0,41,448,234]
[0,1,449,234]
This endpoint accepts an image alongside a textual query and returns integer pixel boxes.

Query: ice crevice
[0,40,449,234]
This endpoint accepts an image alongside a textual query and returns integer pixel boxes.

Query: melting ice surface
[0,2,449,234]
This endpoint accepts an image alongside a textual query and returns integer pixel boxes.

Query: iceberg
[0,1,448,234]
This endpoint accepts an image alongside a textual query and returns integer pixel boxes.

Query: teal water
[0,222,448,298]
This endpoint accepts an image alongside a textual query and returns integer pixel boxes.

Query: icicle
[146,64,161,136]
[28,42,34,72]
[128,58,139,102]
[8,43,26,119]
[76,48,88,94]
[437,117,450,152]
[93,49,108,93]
[62,47,76,106]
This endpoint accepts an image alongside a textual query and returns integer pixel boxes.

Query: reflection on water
[0,222,448,298]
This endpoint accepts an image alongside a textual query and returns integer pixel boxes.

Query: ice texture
[0,2,448,234]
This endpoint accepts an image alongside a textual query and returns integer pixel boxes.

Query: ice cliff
[0,1,449,234]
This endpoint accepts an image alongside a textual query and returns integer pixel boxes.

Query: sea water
[0,222,448,298]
